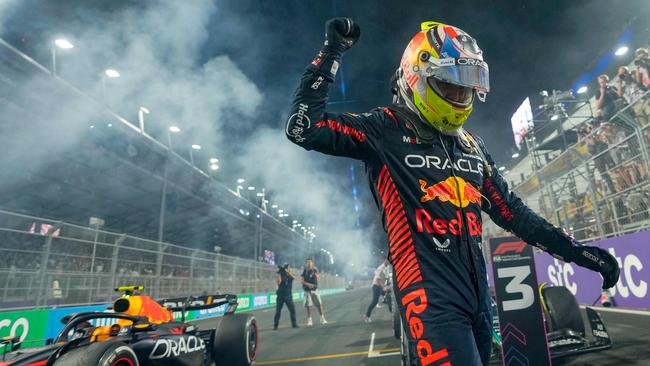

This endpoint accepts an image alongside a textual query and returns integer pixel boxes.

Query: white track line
[369,351,401,358]
[367,331,401,358]
[580,305,650,316]
[368,332,376,356]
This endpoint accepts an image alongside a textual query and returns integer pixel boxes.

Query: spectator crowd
[568,47,650,239]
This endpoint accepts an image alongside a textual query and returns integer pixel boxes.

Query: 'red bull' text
[415,209,482,236]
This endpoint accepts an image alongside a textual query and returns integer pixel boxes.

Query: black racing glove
[571,245,620,289]
[323,17,361,54]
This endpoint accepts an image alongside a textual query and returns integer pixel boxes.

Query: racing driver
[285,18,620,365]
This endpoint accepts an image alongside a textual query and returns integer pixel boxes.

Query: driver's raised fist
[324,17,360,53]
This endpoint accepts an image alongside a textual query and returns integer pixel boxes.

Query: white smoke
[1,0,374,271]
[236,127,375,270]
[54,0,262,150]
[0,0,19,33]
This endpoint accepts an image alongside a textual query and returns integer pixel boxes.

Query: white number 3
[498,266,534,311]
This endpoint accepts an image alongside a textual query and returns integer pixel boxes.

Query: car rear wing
[158,294,238,313]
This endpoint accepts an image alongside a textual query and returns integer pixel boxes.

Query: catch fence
[0,209,343,310]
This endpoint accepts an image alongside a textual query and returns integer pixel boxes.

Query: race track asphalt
[193,288,650,366]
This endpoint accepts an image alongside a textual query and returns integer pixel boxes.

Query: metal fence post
[214,255,220,292]
[36,222,62,307]
[585,162,605,239]
[109,234,127,301]
[190,249,197,293]
[232,259,237,293]
[89,225,100,274]
[154,242,166,298]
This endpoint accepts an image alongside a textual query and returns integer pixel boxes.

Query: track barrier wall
[0,287,346,354]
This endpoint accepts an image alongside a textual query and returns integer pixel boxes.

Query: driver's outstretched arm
[285,18,388,160]
[476,137,620,288]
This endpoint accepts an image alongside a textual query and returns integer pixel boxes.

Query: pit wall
[0,287,346,353]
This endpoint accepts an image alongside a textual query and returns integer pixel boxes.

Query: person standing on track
[274,263,298,330]
[285,18,620,365]
[363,258,392,323]
[301,258,328,326]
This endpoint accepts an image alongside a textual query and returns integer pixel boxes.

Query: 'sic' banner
[490,237,551,366]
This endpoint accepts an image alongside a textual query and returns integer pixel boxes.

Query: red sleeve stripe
[387,216,407,239]
[391,231,412,253]
[384,196,402,219]
[395,253,418,276]
[399,269,422,290]
[389,223,410,245]
[387,215,408,237]
[381,185,398,208]
[398,266,421,290]
[483,177,514,222]
[391,237,414,258]
[386,210,407,233]
[393,246,417,273]
[383,107,398,126]
[377,165,422,291]
[377,165,390,190]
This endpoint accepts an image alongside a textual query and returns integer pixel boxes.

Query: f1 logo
[493,241,526,255]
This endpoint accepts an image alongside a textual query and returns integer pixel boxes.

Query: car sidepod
[131,333,207,366]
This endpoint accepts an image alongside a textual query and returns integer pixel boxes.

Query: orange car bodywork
[91,295,174,342]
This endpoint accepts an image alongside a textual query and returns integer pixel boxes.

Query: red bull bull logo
[419,177,482,208]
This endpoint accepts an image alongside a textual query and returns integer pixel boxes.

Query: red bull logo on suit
[419,177,481,208]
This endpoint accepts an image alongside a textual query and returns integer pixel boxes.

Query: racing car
[0,286,257,366]
[393,285,612,365]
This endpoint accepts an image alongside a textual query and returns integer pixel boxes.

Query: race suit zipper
[438,135,480,289]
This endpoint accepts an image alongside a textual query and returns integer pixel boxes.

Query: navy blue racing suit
[286,49,577,365]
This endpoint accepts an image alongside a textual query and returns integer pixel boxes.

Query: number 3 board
[489,237,551,366]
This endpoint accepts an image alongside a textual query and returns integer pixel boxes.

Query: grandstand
[484,44,650,244]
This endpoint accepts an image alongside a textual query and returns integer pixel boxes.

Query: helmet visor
[425,58,490,93]
[428,77,474,107]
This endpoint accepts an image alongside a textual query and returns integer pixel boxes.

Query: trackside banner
[0,287,346,354]
[534,230,649,309]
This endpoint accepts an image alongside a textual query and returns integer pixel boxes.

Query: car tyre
[542,286,585,335]
[54,340,139,366]
[212,313,258,366]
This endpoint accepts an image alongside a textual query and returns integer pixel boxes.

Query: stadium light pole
[101,68,120,105]
[138,107,150,134]
[51,38,74,76]
[157,127,184,249]
[167,125,180,151]
[208,158,219,177]
[189,144,201,166]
